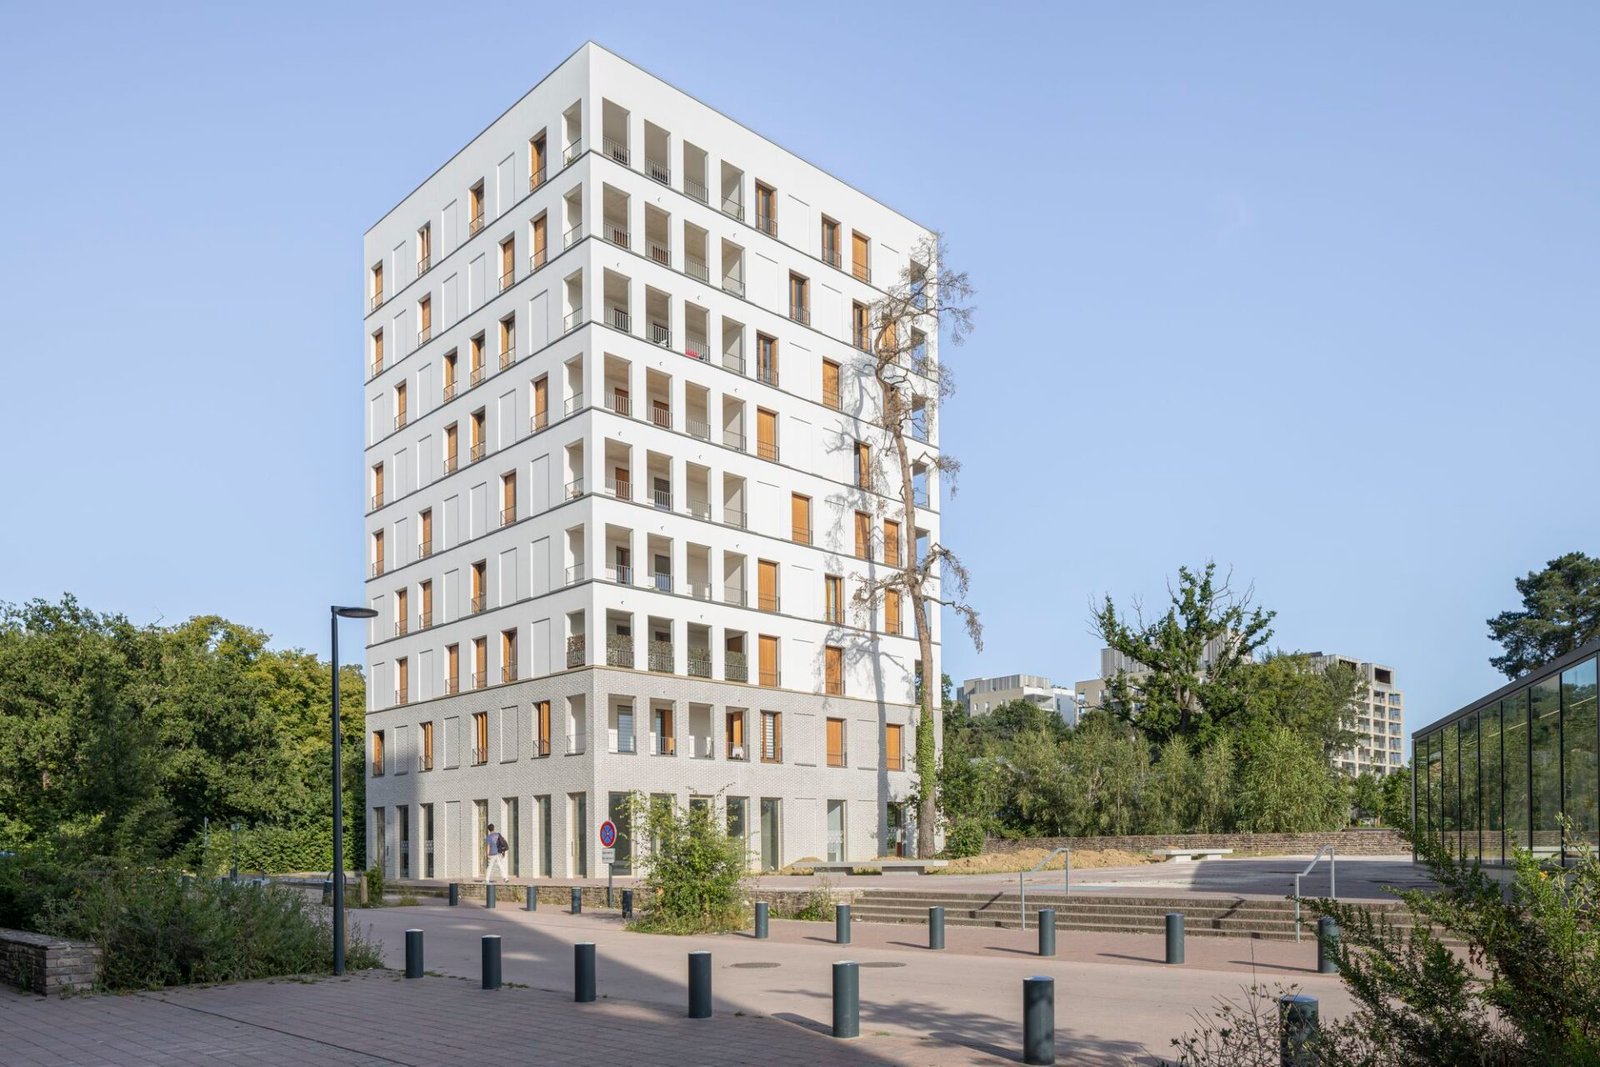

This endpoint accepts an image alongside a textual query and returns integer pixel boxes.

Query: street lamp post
[330,605,378,975]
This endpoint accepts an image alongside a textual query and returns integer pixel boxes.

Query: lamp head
[332,606,379,619]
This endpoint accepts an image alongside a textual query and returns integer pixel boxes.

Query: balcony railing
[565,732,587,755]
[756,213,776,236]
[372,757,384,776]
[446,678,459,695]
[418,611,433,629]
[756,440,779,462]
[886,617,903,636]
[371,559,385,577]
[789,304,809,325]
[793,525,811,545]
[721,195,743,221]
[852,261,872,284]
[607,477,632,502]
[417,253,431,274]
[605,137,630,165]
[444,454,459,474]
[649,322,671,348]
[827,748,847,768]
[686,418,710,441]
[723,586,747,608]
[417,325,432,346]
[823,247,842,269]
[647,158,671,184]
[417,753,433,772]
[724,507,747,530]
[758,593,781,613]
[564,392,585,415]
[608,307,631,333]
[648,241,671,266]
[396,687,409,706]
[442,380,456,402]
[651,570,672,592]
[726,738,749,761]
[725,652,748,683]
[501,506,516,526]
[472,746,487,765]
[685,256,709,283]
[823,386,841,410]
[529,247,547,272]
[722,351,745,375]
[565,477,584,499]
[722,275,745,298]
[853,328,871,351]
[824,606,844,625]
[685,337,710,363]
[469,211,484,235]
[470,442,486,463]
[370,359,383,378]
[566,635,585,668]
[563,308,584,334]
[530,409,548,433]
[688,650,711,678]
[651,404,672,429]
[565,564,585,585]
[470,365,487,387]
[395,619,409,637]
[500,349,516,370]
[563,138,583,165]
[370,292,383,313]
[608,391,632,417]
[606,636,633,668]
[470,594,486,614]
[532,737,551,758]
[502,662,518,684]
[529,164,546,191]
[654,734,677,756]
[722,429,746,452]
[687,497,710,520]
[609,564,633,585]
[648,641,674,672]
[614,732,637,755]
[370,492,384,510]
[605,220,630,248]
[418,537,433,560]
[472,670,487,690]
[757,365,778,387]
[564,223,583,248]
[685,176,708,203]
[500,268,514,292]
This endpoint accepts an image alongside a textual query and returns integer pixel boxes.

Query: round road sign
[599,820,618,848]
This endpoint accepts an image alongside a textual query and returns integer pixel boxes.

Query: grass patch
[931,847,1157,875]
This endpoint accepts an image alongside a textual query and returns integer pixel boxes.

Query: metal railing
[823,387,841,410]
[686,418,710,441]
[723,586,747,608]
[564,391,585,415]
[650,405,672,429]
[758,593,780,613]
[649,322,671,348]
[502,661,518,684]
[472,670,487,688]
[417,753,433,772]
[722,275,745,297]
[1018,848,1073,930]
[648,241,671,266]
[442,380,456,402]
[563,138,583,165]
[756,440,779,462]
[470,441,486,463]
[565,636,585,668]
[471,746,487,765]
[651,570,673,593]
[417,325,432,346]
[606,636,633,667]
[500,268,514,292]
[565,563,586,585]
[607,477,632,502]
[605,220,630,248]
[721,195,743,221]
[563,308,584,334]
[614,733,637,755]
[443,454,459,474]
[469,211,484,235]
[648,641,674,672]
[725,652,748,682]
[757,365,779,387]
[608,392,632,417]
[501,506,516,526]
[470,365,487,386]
[722,351,745,375]
[395,687,409,706]
[852,261,872,284]
[724,506,747,529]
[394,619,409,637]
[604,137,630,165]
[609,563,633,584]
[822,247,842,269]
[685,176,708,203]
[608,307,631,333]
[1292,845,1336,942]
[793,525,812,545]
[530,410,548,433]
[528,164,546,190]
[499,349,515,370]
[532,737,551,758]
[827,747,847,767]
[688,652,711,678]
[756,213,776,236]
[789,304,810,325]
[647,158,671,185]
[371,559,385,577]
[370,492,384,510]
[529,247,547,272]
[564,477,584,499]
[653,734,677,756]
[417,253,431,274]
[370,292,383,312]
[418,610,432,629]
[470,594,486,613]
[565,732,586,755]
[564,223,583,248]
[652,488,672,511]
[685,256,709,283]
[370,359,383,378]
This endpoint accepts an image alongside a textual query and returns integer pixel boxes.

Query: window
[371,463,385,510]
[395,587,409,636]
[419,510,433,559]
[501,629,518,683]
[851,230,870,282]
[822,359,841,410]
[370,262,384,309]
[726,710,747,760]
[757,560,779,612]
[446,644,460,694]
[824,575,843,625]
[417,224,432,273]
[788,273,809,324]
[756,333,778,387]
[756,408,778,461]
[851,302,869,350]
[821,218,841,268]
[910,260,929,309]
[395,656,409,705]
[444,423,459,472]
[758,635,779,688]
[471,561,487,613]
[419,579,433,628]
[884,588,903,635]
[417,296,432,345]
[854,441,872,489]
[394,381,408,429]
[530,214,548,270]
[653,706,675,756]
[371,329,385,375]
[501,471,517,525]
[420,721,435,771]
[472,711,488,764]
[500,237,516,292]
[499,315,516,369]
[825,649,844,698]
[885,723,904,770]
[443,350,458,400]
[883,519,901,567]
[472,636,488,690]
[531,376,549,432]
[470,409,486,461]
[826,715,846,764]
[470,333,486,385]
[371,530,385,576]
[529,133,547,189]
[755,182,776,235]
[534,700,552,758]
[469,181,485,233]
[791,494,811,544]
[1563,658,1598,855]
[854,511,871,560]
[372,730,386,775]
[761,710,782,762]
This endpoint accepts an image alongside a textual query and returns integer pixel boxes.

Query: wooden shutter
[727,711,744,748]
[854,512,870,559]
[373,731,384,767]
[825,649,843,696]
[420,579,432,616]
[886,724,902,768]
[885,589,902,633]
[852,231,869,278]
[759,635,778,684]
[826,716,844,762]
[533,216,547,257]
[374,330,384,363]
[855,442,871,488]
[422,721,434,762]
[475,712,488,752]
[758,560,778,609]
[397,657,408,694]
[533,377,548,419]
[880,319,897,358]
[504,473,516,512]
[502,239,514,277]
[373,464,384,500]
[791,495,810,543]
[537,702,550,748]
[447,644,458,683]
[530,136,545,182]
[883,519,901,567]
[757,409,777,458]
[822,359,840,406]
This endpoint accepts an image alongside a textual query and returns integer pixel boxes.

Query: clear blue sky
[2,3,1595,743]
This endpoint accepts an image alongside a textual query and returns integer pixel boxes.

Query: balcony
[444,454,459,474]
[606,636,633,667]
[418,611,433,629]
[372,756,384,776]
[687,418,710,441]
[530,410,548,433]
[502,661,518,684]
[470,595,486,614]
[564,223,584,248]
[532,736,551,758]
[469,211,484,236]
[653,734,677,756]
[500,269,514,292]
[471,746,487,766]
[395,619,409,637]
[370,292,383,313]
[565,564,586,585]
[501,506,516,526]
[823,247,841,269]
[370,359,383,378]
[470,366,487,387]
[722,276,745,298]
[606,476,632,502]
[472,670,487,690]
[396,687,409,706]
[685,256,709,283]
[370,492,384,510]
[500,350,515,371]
[685,177,708,204]
[724,507,747,530]
[648,241,671,267]
[853,327,870,351]
[723,585,747,608]
[418,253,431,274]
[563,308,584,334]
[614,732,637,755]
[650,404,672,431]
[852,261,872,284]
[722,351,745,375]
[688,648,711,678]
[756,213,776,237]
[446,677,460,695]
[723,430,746,452]
[756,440,779,462]
[647,157,671,185]
[757,365,778,388]
[564,138,583,165]
[565,732,587,755]
[687,497,711,521]
[566,635,586,668]
[443,381,457,402]
[417,325,432,346]
[528,164,546,191]
[721,195,743,221]
[370,559,385,577]
[417,753,433,772]
[652,568,672,592]
[725,651,748,683]
[529,247,547,272]
[605,220,630,249]
[649,323,671,348]
[608,307,632,333]
[648,641,674,673]
[605,137,630,166]
[609,564,633,585]
[684,334,710,362]
[789,304,809,326]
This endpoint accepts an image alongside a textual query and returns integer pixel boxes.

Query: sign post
[599,820,618,906]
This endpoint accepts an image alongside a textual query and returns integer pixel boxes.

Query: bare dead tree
[849,232,981,860]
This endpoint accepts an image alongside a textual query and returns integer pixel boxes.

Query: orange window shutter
[759,560,777,601]
[729,713,744,747]
[506,474,516,509]
[398,658,408,690]
[534,378,547,416]
[759,635,777,675]
[826,716,842,754]
[823,360,839,396]
[884,520,900,566]
[758,409,776,449]
[826,649,842,691]
[887,724,901,765]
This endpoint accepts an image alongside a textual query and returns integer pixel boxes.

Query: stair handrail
[1018,847,1071,931]
[1291,844,1336,942]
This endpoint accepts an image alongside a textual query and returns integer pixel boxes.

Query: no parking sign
[599,819,617,865]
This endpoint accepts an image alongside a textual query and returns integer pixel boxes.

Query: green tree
[1379,766,1412,828]
[1093,562,1276,745]
[1233,727,1345,833]
[1487,551,1600,679]
[1237,653,1363,761]
[1347,772,1382,825]
[629,795,750,934]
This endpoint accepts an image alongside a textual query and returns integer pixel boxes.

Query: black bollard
[929,906,946,950]
[404,929,424,979]
[687,951,712,1019]
[1279,994,1319,1067]
[754,900,769,939]
[485,883,496,909]
[1037,908,1056,957]
[622,888,634,919]
[1166,912,1185,965]
[571,886,582,914]
[1023,975,1056,1065]
[525,886,537,911]
[575,942,597,1003]
[448,882,460,906]
[481,935,501,990]
[835,903,852,945]
[832,960,859,1038]
[1316,917,1339,974]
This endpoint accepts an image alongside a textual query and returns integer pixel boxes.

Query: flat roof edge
[1412,635,1600,738]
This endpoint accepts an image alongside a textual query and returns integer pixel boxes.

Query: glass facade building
[1413,638,1599,864]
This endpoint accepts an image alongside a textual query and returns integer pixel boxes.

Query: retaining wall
[0,929,101,996]
[983,828,1407,857]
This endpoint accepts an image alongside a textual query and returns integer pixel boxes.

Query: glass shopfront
[1414,645,1599,865]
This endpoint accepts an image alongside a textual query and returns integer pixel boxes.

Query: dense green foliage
[1487,550,1600,679]
[1170,825,1600,1065]
[0,596,366,872]
[628,796,750,934]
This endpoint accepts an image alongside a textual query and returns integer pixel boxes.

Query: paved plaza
[0,898,1355,1066]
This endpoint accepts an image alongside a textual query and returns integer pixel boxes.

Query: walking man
[484,822,510,884]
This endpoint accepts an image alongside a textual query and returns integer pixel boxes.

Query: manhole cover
[859,961,906,969]
[731,962,781,969]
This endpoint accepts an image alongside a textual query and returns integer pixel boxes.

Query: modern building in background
[1413,638,1598,866]
[1072,637,1237,720]
[958,674,1080,727]
[1309,653,1404,776]
[362,43,943,879]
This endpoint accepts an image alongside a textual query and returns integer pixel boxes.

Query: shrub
[786,881,836,922]
[627,799,749,935]
[364,864,384,905]
[36,866,383,990]
[941,820,986,859]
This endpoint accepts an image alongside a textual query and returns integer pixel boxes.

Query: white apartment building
[958,674,1080,727]
[1308,653,1405,777]
[362,44,942,881]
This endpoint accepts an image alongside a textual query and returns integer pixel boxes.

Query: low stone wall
[0,929,101,996]
[983,828,1407,857]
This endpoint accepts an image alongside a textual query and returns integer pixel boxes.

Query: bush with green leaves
[1169,823,1600,1065]
[627,797,750,935]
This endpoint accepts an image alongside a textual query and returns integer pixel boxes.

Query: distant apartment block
[958,674,1079,726]
[1309,653,1405,776]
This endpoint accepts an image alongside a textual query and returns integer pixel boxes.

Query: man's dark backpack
[495,833,508,855]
